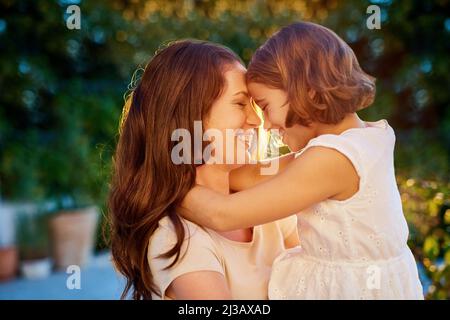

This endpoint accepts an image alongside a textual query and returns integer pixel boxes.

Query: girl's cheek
[268,109,284,128]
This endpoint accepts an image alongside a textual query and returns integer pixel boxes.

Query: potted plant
[41,99,103,270]
[16,203,53,279]
[0,202,18,282]
[49,200,99,270]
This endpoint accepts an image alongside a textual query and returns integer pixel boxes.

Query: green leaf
[424,236,440,259]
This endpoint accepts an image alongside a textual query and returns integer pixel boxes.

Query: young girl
[180,22,424,299]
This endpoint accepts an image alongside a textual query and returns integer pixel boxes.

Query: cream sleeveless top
[148,214,297,299]
[269,119,423,299]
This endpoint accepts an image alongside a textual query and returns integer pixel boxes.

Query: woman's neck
[195,164,230,195]
[195,164,254,243]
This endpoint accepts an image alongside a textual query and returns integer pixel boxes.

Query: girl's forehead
[247,82,273,95]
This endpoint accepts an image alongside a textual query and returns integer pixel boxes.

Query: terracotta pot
[0,246,18,282]
[49,206,99,270]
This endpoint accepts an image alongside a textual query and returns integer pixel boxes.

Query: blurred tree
[1,1,448,202]
[0,0,123,204]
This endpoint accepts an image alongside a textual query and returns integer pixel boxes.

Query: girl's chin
[285,139,303,153]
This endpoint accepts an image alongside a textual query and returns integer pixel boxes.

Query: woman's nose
[244,103,262,129]
[263,115,272,130]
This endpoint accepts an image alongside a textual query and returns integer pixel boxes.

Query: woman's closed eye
[234,100,248,108]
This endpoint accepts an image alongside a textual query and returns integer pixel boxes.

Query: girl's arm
[229,152,295,192]
[180,147,358,231]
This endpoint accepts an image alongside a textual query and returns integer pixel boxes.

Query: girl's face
[248,81,316,152]
[204,63,261,168]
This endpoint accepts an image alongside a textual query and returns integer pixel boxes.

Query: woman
[108,40,299,300]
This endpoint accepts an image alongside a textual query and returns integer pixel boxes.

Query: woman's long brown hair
[108,40,241,299]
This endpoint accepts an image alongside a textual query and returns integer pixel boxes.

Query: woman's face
[247,81,316,152]
[204,63,261,168]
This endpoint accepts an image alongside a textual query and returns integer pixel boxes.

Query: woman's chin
[227,150,252,167]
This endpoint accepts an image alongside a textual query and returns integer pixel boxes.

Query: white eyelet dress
[268,120,424,300]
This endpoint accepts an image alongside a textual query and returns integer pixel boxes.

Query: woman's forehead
[223,65,248,94]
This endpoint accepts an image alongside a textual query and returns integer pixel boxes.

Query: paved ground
[0,251,431,300]
[0,251,126,300]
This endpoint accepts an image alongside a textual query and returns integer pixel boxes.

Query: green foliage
[0,1,121,207]
[399,176,450,299]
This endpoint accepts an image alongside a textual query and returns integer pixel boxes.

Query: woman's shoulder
[156,215,207,234]
[148,216,215,258]
[148,216,225,299]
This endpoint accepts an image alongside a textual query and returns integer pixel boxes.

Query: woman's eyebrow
[233,91,249,97]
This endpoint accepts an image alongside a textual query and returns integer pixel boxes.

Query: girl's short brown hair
[247,22,376,126]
